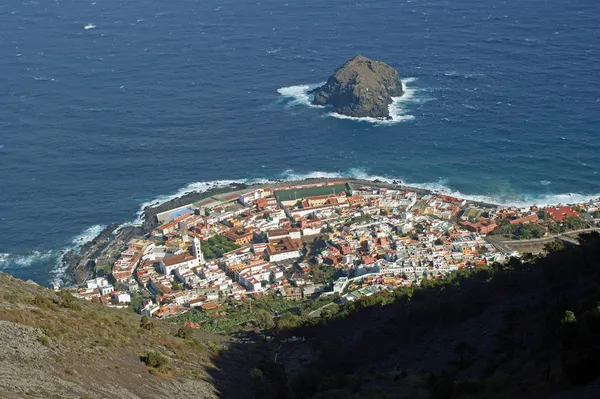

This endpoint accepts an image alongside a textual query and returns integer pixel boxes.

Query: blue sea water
[1,0,599,284]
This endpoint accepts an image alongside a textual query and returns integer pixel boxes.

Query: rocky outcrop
[310,55,403,119]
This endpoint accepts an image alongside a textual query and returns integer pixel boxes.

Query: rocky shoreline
[62,177,500,286]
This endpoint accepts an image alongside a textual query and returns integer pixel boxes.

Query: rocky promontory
[310,55,403,119]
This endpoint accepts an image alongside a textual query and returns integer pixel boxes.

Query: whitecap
[540,180,551,186]
[71,224,107,246]
[276,82,326,108]
[270,169,600,207]
[0,250,56,270]
[84,24,96,30]
[327,78,417,125]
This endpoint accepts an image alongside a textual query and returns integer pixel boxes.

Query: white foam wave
[0,250,56,270]
[443,71,484,79]
[133,178,274,225]
[84,24,96,30]
[277,78,421,125]
[271,169,600,207]
[71,224,106,246]
[276,82,326,108]
[327,78,417,125]
[1,223,110,283]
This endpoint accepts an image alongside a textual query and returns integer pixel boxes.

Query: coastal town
[70,180,600,324]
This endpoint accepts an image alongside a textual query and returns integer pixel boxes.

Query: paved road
[485,228,600,252]
[308,302,337,318]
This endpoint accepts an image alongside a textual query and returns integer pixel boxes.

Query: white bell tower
[193,237,205,264]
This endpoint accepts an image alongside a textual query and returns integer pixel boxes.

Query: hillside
[0,273,257,399]
[249,233,600,398]
[3,234,600,399]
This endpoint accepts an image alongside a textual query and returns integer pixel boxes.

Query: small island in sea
[310,55,404,119]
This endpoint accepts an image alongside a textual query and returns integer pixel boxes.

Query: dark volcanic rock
[310,55,403,119]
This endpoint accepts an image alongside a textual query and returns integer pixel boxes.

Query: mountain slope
[252,233,600,399]
[0,273,249,399]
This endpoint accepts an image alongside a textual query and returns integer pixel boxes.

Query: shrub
[38,335,50,346]
[141,351,168,369]
[175,325,193,340]
[140,316,155,331]
[57,291,82,311]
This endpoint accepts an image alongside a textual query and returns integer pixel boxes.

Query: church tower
[192,237,205,264]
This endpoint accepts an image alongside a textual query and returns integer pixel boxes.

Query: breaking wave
[271,169,600,207]
[0,250,56,270]
[5,169,599,285]
[276,82,326,108]
[71,224,107,246]
[138,169,600,209]
[277,78,419,125]
[0,224,107,282]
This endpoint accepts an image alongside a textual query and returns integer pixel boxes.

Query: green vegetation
[274,183,350,202]
[346,214,373,226]
[172,296,336,335]
[94,263,112,277]
[175,325,193,339]
[201,235,240,259]
[309,264,342,284]
[141,351,168,369]
[37,334,50,346]
[547,216,587,234]
[140,315,156,331]
[249,232,600,398]
[489,221,546,239]
[544,239,566,252]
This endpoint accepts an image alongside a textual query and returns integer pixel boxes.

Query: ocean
[1,0,599,284]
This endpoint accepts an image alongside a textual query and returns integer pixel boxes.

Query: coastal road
[485,228,600,253]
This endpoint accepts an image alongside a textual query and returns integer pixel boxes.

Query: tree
[561,310,577,325]
[255,309,275,330]
[276,313,302,332]
[141,351,168,369]
[176,325,193,339]
[140,316,155,331]
[544,240,565,253]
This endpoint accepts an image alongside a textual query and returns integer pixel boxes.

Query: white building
[85,277,110,290]
[100,284,114,296]
[112,290,131,304]
[140,300,160,317]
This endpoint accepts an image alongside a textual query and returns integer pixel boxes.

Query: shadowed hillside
[240,233,600,398]
[2,234,600,399]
